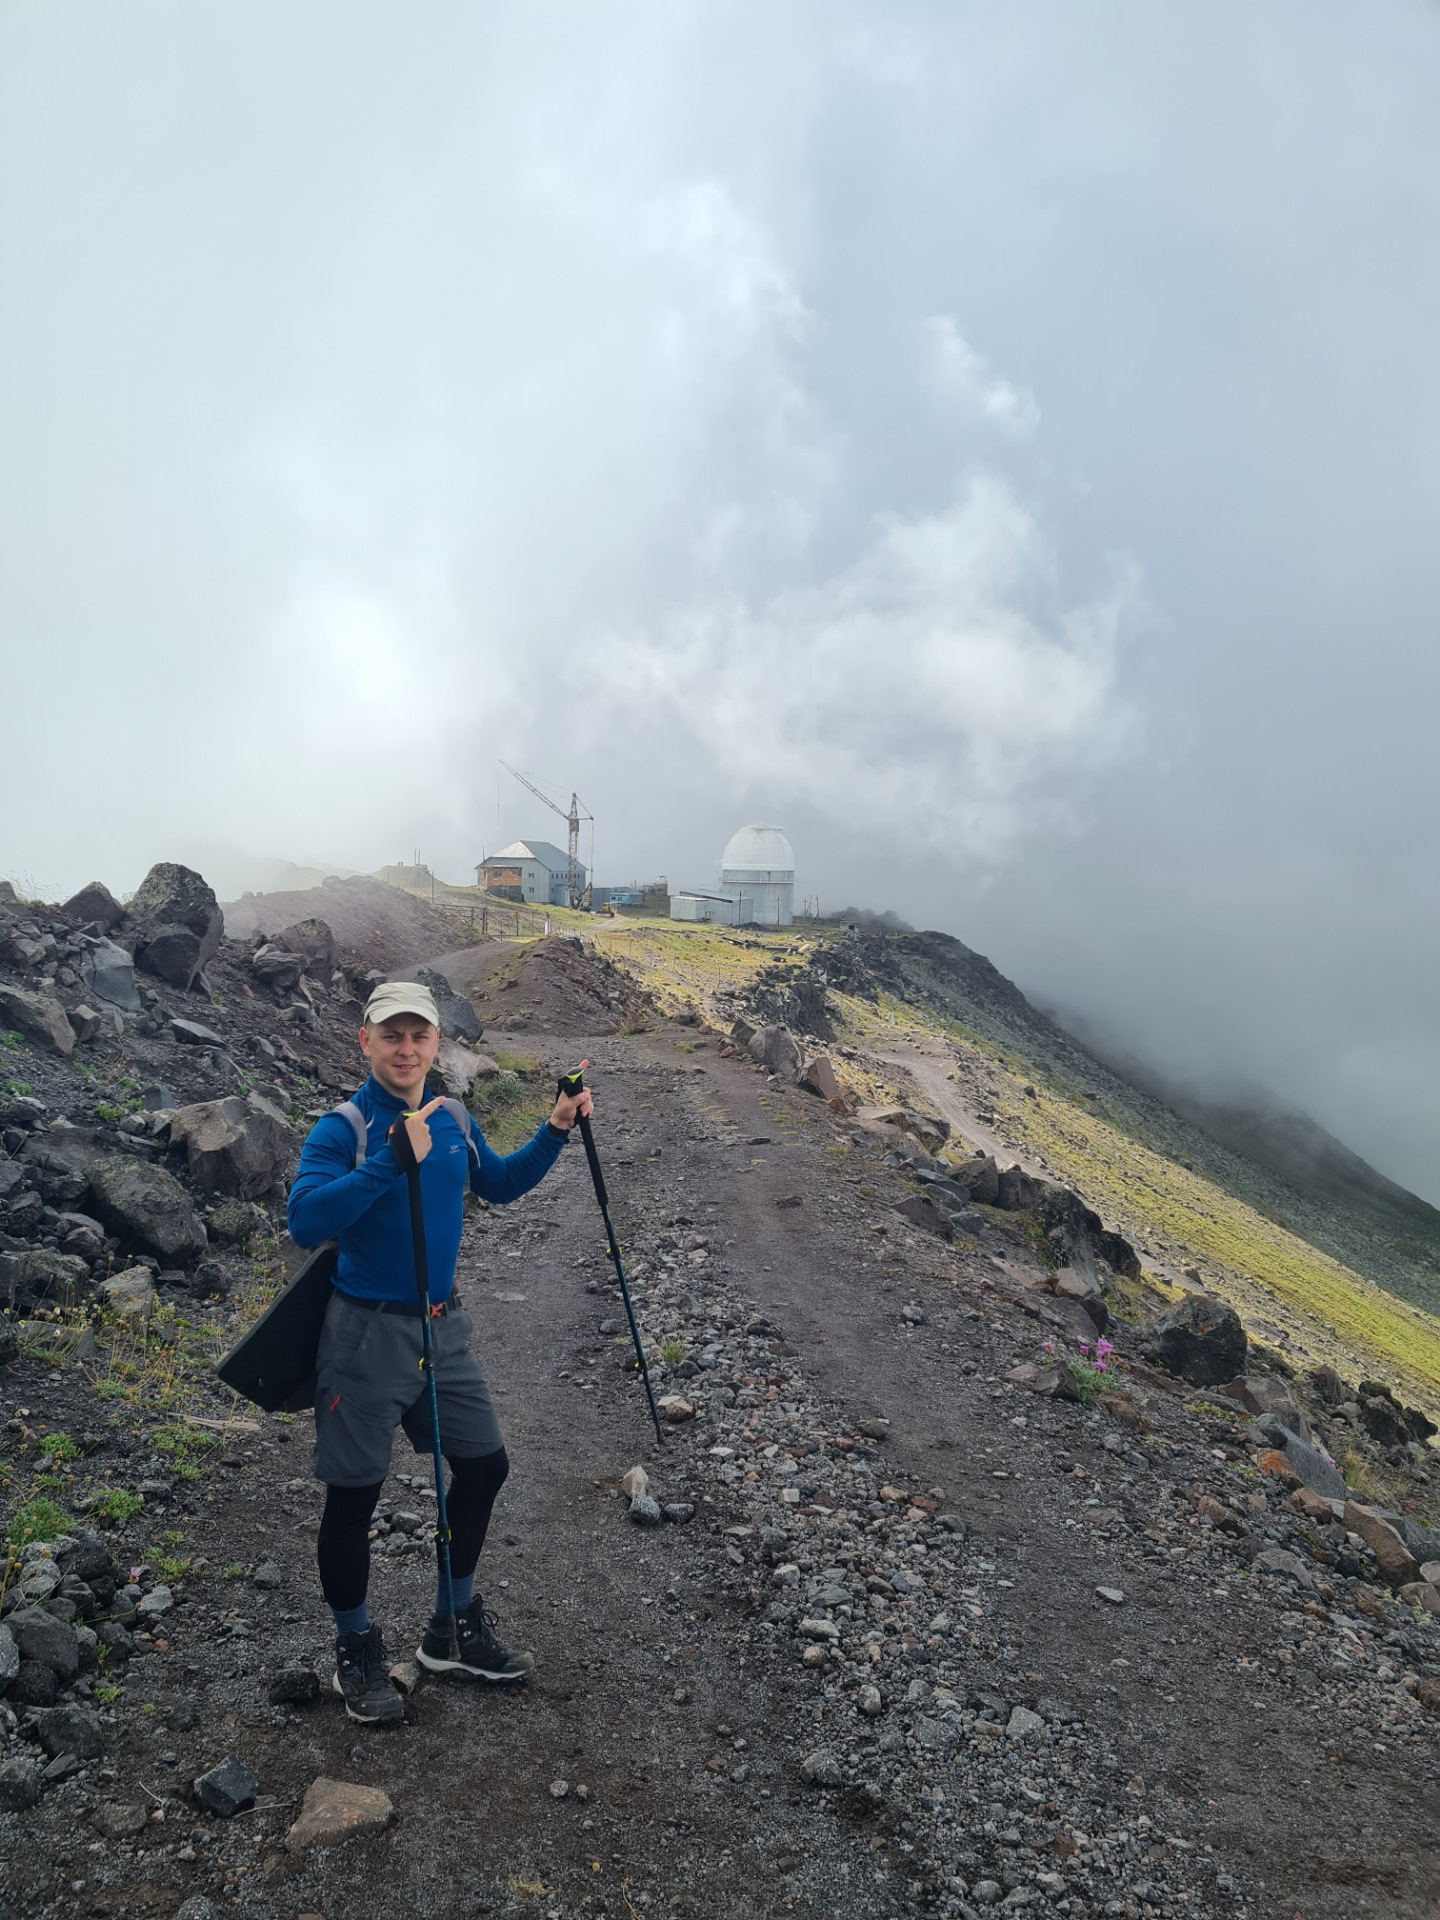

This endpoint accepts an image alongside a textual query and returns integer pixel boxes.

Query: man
[287,979,591,1725]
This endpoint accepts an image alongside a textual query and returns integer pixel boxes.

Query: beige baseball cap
[362,980,441,1029]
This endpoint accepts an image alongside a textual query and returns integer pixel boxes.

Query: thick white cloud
[597,479,1131,859]
[3,0,1440,1200]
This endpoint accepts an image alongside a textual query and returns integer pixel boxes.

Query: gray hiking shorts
[312,1290,503,1488]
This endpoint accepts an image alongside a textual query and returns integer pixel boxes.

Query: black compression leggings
[317,1447,510,1612]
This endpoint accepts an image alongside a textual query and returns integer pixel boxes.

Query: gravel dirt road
[4,1019,1439,1920]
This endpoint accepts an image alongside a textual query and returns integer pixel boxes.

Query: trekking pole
[557,1067,663,1445]
[388,1109,459,1659]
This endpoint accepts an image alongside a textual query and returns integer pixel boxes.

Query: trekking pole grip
[558,1070,608,1206]
[389,1112,420,1174]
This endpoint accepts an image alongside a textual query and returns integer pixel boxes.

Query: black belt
[338,1290,462,1319]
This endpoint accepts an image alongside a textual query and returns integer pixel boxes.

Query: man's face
[358,1014,440,1097]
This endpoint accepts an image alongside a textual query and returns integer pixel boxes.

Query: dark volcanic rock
[953,1153,1000,1205]
[18,1126,113,1206]
[194,1754,259,1817]
[205,1198,266,1246]
[268,1663,322,1705]
[61,880,125,927]
[416,966,483,1043]
[10,1659,58,1707]
[7,1606,81,1680]
[168,1093,294,1198]
[0,985,75,1056]
[130,862,224,989]
[279,918,339,976]
[34,1702,106,1760]
[1143,1295,1248,1386]
[249,944,305,992]
[79,937,141,1010]
[0,1755,43,1812]
[0,1247,90,1312]
[996,1164,1038,1210]
[87,1157,207,1265]
[170,1018,224,1047]
[893,1194,953,1241]
[1095,1228,1142,1280]
[1253,1416,1349,1499]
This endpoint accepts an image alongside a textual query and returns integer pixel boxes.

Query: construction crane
[499,762,592,908]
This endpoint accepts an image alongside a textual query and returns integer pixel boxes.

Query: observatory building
[671,824,795,927]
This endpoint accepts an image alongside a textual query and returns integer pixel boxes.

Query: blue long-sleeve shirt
[286,1074,565,1303]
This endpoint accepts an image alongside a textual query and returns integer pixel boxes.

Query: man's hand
[550,1060,594,1133]
[391,1097,446,1166]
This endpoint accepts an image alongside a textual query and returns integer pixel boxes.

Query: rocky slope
[814,928,1440,1320]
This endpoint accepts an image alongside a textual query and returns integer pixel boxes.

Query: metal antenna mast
[499,762,593,908]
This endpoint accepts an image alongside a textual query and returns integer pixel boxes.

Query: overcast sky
[4,2,1439,1199]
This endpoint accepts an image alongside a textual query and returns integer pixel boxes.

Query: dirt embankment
[221,877,486,976]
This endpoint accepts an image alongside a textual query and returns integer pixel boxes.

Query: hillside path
[9,1026,1437,1920]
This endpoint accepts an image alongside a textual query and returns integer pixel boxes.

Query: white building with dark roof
[475,840,584,907]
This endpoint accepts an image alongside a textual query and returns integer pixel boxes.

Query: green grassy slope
[596,919,1440,1410]
[829,929,1440,1320]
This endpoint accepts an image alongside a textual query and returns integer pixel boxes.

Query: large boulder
[799,1056,842,1102]
[249,944,306,992]
[6,1607,81,1681]
[893,1194,953,1241]
[1355,1379,1437,1447]
[952,1153,1000,1205]
[61,882,125,928]
[129,863,224,990]
[1052,1265,1108,1334]
[1035,1183,1104,1265]
[79,937,141,1010]
[435,1040,484,1099]
[1344,1501,1421,1590]
[1225,1375,1314,1445]
[167,1093,294,1198]
[749,1025,802,1079]
[1142,1295,1248,1386]
[1253,1415,1348,1500]
[1094,1228,1142,1281]
[0,985,75,1056]
[18,1127,113,1206]
[34,1703,105,1760]
[87,1157,207,1265]
[0,1248,89,1312]
[996,1164,1038,1211]
[415,967,483,1043]
[278,919,338,977]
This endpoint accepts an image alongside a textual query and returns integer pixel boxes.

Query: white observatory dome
[718,824,795,926]
[720,825,794,877]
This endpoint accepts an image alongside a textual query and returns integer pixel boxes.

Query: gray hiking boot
[333,1623,404,1724]
[416,1598,535,1682]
